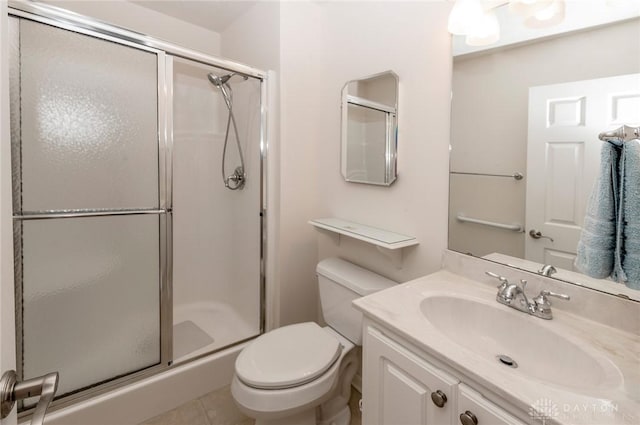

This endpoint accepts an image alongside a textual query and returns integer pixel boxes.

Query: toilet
[231,257,396,425]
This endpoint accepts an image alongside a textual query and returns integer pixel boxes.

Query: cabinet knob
[460,410,478,425]
[430,390,447,408]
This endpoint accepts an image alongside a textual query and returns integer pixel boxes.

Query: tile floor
[139,385,362,425]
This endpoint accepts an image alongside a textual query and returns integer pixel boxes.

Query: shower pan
[3,2,267,422]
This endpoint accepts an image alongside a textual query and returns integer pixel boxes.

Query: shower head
[207,72,248,87]
[207,73,230,87]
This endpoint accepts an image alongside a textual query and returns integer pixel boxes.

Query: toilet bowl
[231,257,396,425]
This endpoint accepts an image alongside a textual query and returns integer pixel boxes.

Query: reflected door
[9,16,169,406]
[525,74,640,267]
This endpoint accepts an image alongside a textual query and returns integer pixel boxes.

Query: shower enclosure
[5,2,265,417]
[171,57,263,363]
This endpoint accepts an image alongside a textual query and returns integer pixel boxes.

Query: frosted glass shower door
[10,16,169,403]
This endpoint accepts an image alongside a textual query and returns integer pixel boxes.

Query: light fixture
[508,0,554,18]
[448,0,485,35]
[523,0,565,28]
[448,0,569,47]
[466,9,501,46]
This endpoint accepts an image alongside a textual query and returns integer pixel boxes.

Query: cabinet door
[363,325,459,425]
[458,384,529,425]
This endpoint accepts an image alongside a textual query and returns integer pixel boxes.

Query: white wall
[278,1,453,325]
[39,0,222,57]
[171,56,262,348]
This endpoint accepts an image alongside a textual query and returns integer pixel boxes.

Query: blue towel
[576,139,640,289]
[619,140,640,289]
[575,143,619,279]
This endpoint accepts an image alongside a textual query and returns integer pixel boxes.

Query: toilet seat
[235,322,342,390]
[231,327,356,423]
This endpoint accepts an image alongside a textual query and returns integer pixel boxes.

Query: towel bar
[450,171,524,181]
[598,125,640,143]
[456,214,524,232]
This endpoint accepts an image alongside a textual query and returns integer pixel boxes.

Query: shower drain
[496,354,518,368]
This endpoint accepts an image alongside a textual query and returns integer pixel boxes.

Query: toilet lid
[236,322,342,389]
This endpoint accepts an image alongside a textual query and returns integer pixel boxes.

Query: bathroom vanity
[353,252,640,425]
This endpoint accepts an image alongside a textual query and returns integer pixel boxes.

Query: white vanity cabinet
[362,323,528,425]
[458,384,527,425]
[362,325,458,425]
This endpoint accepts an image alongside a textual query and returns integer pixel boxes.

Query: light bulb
[448,0,485,35]
[466,9,501,46]
[509,0,554,18]
[524,0,565,28]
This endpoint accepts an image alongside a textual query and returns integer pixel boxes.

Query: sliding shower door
[9,16,170,405]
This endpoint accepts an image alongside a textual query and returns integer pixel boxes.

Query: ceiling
[131,1,258,33]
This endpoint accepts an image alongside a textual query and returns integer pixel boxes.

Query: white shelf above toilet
[309,218,419,267]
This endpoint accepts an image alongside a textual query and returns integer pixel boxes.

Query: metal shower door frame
[7,0,268,416]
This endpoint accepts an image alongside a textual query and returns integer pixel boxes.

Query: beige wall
[449,19,640,258]
[221,3,282,329]
[39,0,222,57]
[276,2,328,325]
[278,1,453,326]
[7,0,455,330]
[221,2,280,73]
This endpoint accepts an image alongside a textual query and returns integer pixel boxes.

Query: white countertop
[353,270,640,425]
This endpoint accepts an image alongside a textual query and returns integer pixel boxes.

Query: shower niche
[8,8,265,414]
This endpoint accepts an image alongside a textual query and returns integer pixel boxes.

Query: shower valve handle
[225,166,246,190]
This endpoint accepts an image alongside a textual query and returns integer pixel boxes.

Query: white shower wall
[173,59,234,308]
[172,58,261,361]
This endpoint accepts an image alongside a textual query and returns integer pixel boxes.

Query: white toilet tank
[316,257,396,344]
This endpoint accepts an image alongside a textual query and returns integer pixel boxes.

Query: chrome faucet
[538,264,557,277]
[485,272,570,319]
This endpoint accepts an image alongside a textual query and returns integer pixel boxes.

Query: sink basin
[420,294,623,392]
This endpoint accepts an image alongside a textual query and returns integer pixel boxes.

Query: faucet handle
[485,271,509,288]
[520,279,527,290]
[532,290,570,319]
[539,290,570,301]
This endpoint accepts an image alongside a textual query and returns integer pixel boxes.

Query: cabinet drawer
[458,384,528,425]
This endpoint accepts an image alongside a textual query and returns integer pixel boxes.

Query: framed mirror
[341,71,398,186]
[448,5,640,300]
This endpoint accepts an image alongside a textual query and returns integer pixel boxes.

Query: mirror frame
[340,70,399,186]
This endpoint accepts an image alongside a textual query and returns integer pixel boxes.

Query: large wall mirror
[448,5,640,301]
[341,71,398,186]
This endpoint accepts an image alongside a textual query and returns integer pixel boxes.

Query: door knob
[1,370,59,425]
[529,229,554,242]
